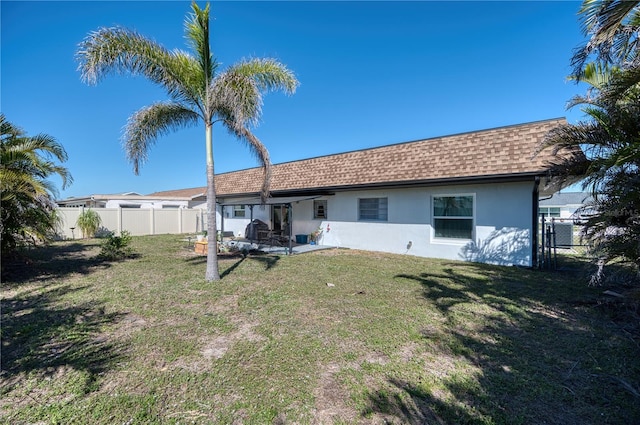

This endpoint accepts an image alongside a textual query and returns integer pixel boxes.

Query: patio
[225,238,334,255]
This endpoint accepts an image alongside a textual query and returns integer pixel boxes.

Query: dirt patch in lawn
[201,321,265,359]
[313,362,357,424]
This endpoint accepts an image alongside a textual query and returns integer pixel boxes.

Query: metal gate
[537,214,586,269]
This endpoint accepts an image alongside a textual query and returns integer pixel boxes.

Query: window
[539,207,560,218]
[233,205,246,218]
[314,200,327,219]
[359,198,388,221]
[433,195,474,239]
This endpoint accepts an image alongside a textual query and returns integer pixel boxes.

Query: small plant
[99,230,134,260]
[309,226,323,243]
[76,209,102,238]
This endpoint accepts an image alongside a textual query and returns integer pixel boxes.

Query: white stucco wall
[218,204,270,238]
[212,181,534,266]
[288,181,535,266]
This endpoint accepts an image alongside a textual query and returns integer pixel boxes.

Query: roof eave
[217,172,549,199]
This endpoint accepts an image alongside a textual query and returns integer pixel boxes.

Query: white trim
[431,193,476,243]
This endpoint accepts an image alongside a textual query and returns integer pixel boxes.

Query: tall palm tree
[76,2,298,281]
[572,0,640,78]
[0,114,72,253]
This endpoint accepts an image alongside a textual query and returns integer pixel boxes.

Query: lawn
[1,235,638,424]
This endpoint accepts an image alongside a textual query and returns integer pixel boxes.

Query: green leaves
[0,114,71,252]
[76,209,102,239]
[572,0,640,79]
[124,102,200,175]
[540,63,640,270]
[185,1,215,84]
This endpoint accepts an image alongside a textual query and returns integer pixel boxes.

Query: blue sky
[3,1,589,199]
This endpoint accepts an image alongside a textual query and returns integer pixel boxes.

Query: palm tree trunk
[205,123,220,281]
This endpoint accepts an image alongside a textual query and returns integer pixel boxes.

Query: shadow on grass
[1,241,111,288]
[1,282,126,397]
[184,252,281,278]
[397,261,600,315]
[366,263,640,424]
[362,377,477,425]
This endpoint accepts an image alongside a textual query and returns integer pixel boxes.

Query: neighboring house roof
[56,193,193,206]
[147,187,206,199]
[540,192,592,207]
[151,117,580,198]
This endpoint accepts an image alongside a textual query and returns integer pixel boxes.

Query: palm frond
[77,27,205,108]
[123,102,200,174]
[571,0,640,78]
[229,58,299,95]
[209,58,299,126]
[209,70,262,127]
[0,169,50,201]
[600,65,640,100]
[0,113,24,141]
[223,121,272,203]
[580,0,638,44]
[185,2,216,83]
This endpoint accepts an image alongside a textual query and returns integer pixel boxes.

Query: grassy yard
[2,235,638,424]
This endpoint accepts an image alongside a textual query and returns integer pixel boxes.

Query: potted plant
[309,227,323,245]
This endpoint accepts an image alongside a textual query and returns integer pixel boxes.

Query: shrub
[99,231,134,260]
[76,209,101,238]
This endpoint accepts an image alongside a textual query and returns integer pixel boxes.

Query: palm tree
[537,68,640,275]
[572,0,640,78]
[76,2,298,281]
[0,114,72,253]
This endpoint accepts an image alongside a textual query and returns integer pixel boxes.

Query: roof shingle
[150,118,577,198]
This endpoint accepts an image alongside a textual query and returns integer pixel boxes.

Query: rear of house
[151,118,581,267]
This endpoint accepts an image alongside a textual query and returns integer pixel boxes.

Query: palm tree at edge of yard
[0,114,72,252]
[76,1,298,281]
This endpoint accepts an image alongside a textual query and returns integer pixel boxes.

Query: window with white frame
[538,207,560,218]
[433,195,474,239]
[233,205,246,218]
[359,197,388,221]
[314,200,327,219]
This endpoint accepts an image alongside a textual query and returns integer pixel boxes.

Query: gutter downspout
[219,202,224,240]
[287,203,293,255]
[532,177,540,268]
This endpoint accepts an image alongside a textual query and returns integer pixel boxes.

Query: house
[150,118,581,267]
[539,192,593,221]
[56,191,207,209]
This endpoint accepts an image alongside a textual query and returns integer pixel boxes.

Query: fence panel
[55,207,205,239]
[181,209,204,234]
[56,208,82,239]
[98,209,119,236]
[154,209,179,235]
[120,209,150,236]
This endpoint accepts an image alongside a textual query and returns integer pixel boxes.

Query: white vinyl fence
[55,207,206,239]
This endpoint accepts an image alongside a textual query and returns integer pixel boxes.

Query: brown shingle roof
[148,186,206,198]
[150,118,576,198]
